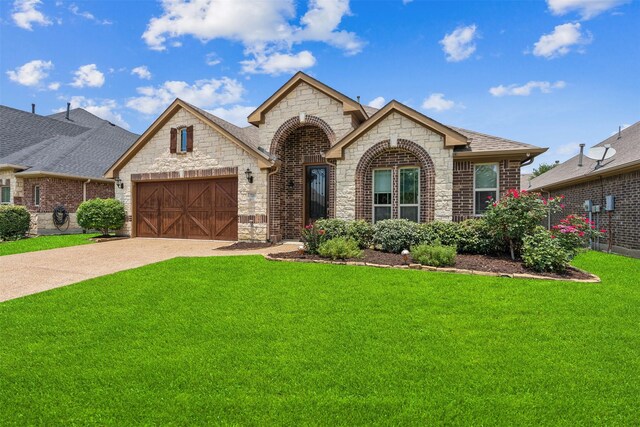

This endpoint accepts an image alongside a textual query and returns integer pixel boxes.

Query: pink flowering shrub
[301,223,326,254]
[483,189,564,260]
[551,214,605,257]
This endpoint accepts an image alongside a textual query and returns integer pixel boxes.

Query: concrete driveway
[0,238,298,302]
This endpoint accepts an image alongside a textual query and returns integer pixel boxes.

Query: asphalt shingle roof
[0,106,89,158]
[529,121,640,190]
[0,106,139,178]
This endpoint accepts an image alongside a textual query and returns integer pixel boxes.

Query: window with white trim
[373,169,392,223]
[399,167,420,222]
[474,163,498,215]
[34,185,40,207]
[1,183,10,204]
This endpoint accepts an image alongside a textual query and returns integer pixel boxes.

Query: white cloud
[57,96,129,129]
[489,80,566,97]
[440,24,478,62]
[421,93,458,111]
[71,64,105,88]
[141,0,363,75]
[12,0,51,30]
[241,50,316,75]
[131,66,152,80]
[48,81,61,90]
[126,77,244,115]
[207,105,256,127]
[69,3,112,25]
[6,59,53,86]
[547,0,630,19]
[205,52,222,66]
[533,23,592,59]
[367,96,385,109]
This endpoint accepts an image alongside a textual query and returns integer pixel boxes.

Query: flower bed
[267,249,599,282]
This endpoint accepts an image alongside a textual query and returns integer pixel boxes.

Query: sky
[1,0,639,172]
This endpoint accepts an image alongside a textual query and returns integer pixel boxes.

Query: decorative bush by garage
[76,198,126,236]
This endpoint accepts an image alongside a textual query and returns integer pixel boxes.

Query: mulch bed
[217,241,274,250]
[269,249,593,280]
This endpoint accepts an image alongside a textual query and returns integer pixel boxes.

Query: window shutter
[170,128,177,153]
[186,125,194,152]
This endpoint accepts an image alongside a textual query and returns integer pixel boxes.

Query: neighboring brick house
[107,72,546,241]
[0,105,138,234]
[529,121,640,257]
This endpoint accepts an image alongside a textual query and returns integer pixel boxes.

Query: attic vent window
[170,125,194,154]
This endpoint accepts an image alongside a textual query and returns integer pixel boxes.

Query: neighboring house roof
[1,106,138,181]
[529,121,640,191]
[106,99,273,178]
[0,105,89,158]
[521,173,532,190]
[247,71,368,126]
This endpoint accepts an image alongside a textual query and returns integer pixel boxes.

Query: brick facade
[452,159,522,221]
[21,177,113,213]
[270,125,335,240]
[546,170,640,252]
[355,140,435,223]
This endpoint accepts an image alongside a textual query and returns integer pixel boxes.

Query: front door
[305,165,328,225]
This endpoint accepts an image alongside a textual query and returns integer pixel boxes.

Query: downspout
[83,179,92,201]
[266,161,281,242]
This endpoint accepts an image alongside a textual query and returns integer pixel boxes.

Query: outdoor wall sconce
[245,168,254,184]
[114,177,124,189]
[287,179,295,189]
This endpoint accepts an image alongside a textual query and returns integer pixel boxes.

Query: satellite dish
[585,145,616,161]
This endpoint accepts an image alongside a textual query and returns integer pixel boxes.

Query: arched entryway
[355,139,436,223]
[269,116,336,240]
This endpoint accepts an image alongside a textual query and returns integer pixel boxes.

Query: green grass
[1,251,639,425]
[0,234,96,256]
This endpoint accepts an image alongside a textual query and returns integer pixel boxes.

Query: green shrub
[411,243,456,267]
[417,221,463,247]
[314,219,349,240]
[373,219,420,253]
[347,220,374,249]
[76,198,126,236]
[522,226,571,273]
[0,205,31,241]
[457,218,505,255]
[317,237,362,260]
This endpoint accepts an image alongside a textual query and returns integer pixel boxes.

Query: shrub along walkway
[0,238,297,302]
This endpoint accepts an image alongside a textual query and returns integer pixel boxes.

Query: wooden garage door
[135,178,238,240]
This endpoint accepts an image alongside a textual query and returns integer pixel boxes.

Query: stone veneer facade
[114,80,530,242]
[337,112,453,221]
[116,107,268,241]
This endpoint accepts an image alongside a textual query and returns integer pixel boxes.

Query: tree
[531,161,559,178]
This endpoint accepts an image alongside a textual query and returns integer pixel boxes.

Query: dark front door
[305,165,328,225]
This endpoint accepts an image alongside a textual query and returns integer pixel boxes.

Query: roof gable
[326,100,468,159]
[247,72,368,126]
[106,99,273,178]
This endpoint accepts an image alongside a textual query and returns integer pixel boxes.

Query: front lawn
[1,251,639,424]
[0,234,96,256]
